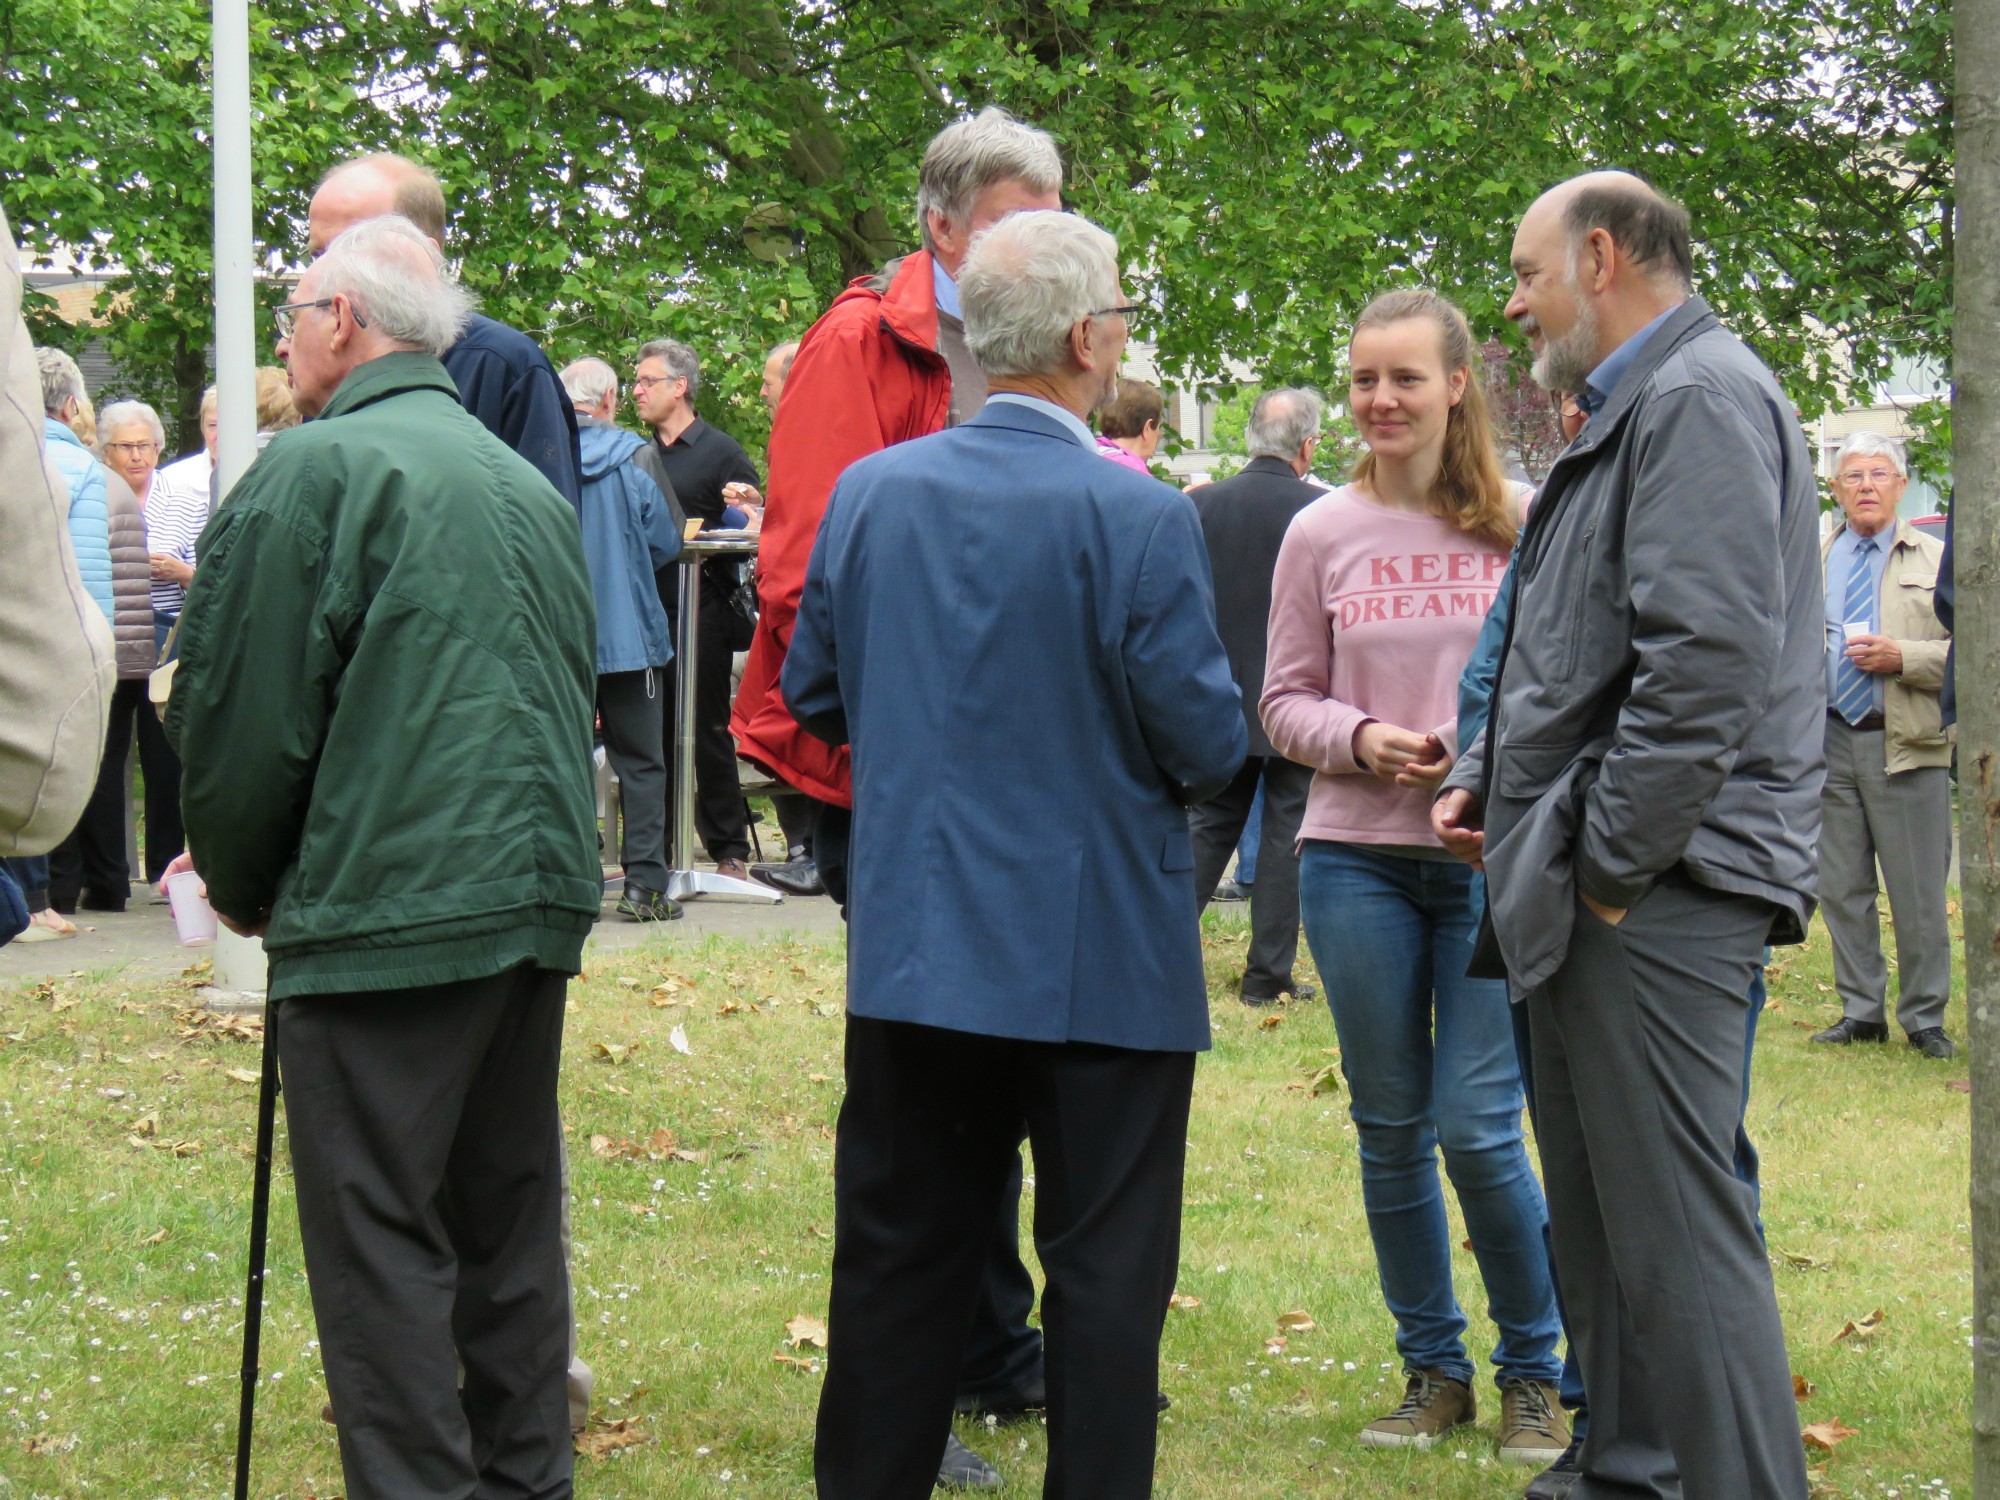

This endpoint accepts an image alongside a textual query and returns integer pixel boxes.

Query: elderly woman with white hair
[166,213,601,1500]
[97,396,206,645]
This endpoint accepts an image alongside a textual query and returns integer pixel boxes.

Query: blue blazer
[783,401,1246,1053]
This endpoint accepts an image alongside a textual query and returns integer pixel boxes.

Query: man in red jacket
[731,106,1061,1489]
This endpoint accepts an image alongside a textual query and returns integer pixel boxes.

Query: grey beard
[1532,300,1601,393]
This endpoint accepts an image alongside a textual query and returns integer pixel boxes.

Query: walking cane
[232,1000,279,1500]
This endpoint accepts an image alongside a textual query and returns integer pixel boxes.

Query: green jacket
[166,353,600,1001]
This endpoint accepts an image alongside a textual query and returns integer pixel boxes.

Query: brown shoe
[715,857,749,881]
[1498,1377,1570,1466]
[1358,1367,1475,1450]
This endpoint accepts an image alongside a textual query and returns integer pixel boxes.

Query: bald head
[1524,171,1692,290]
[310,154,448,256]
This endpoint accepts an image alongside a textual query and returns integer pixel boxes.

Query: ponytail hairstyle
[1349,288,1517,550]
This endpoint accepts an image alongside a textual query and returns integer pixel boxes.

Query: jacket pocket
[1160,827,1195,873]
[1496,739,1586,801]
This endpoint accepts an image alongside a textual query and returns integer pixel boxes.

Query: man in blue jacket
[785,209,1245,1500]
[308,154,582,515]
[562,357,684,921]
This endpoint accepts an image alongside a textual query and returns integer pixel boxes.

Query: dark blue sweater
[442,313,582,515]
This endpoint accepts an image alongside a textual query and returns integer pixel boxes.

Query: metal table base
[668,534,780,904]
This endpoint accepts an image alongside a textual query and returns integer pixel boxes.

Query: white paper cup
[165,871,217,946]
[1843,621,1870,642]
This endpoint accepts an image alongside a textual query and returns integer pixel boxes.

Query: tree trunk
[170,330,207,461]
[1958,0,2000,1488]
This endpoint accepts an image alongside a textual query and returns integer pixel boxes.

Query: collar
[1242,454,1304,478]
[932,258,962,322]
[317,351,461,421]
[656,414,708,451]
[43,416,85,449]
[980,393,1096,448]
[1580,304,1681,415]
[1835,520,1899,553]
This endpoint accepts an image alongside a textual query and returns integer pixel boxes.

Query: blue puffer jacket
[44,419,112,622]
[577,418,681,674]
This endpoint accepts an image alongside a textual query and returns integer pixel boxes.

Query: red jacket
[731,251,952,806]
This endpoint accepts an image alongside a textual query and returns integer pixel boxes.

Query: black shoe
[750,847,824,897]
[1212,877,1251,902]
[1523,1435,1582,1499]
[1810,1016,1888,1045]
[79,887,128,914]
[937,1432,1002,1490]
[1241,979,1317,1007]
[615,882,682,922]
[1908,1027,1958,1060]
[954,1376,1046,1421]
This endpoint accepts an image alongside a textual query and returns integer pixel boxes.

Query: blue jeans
[1300,841,1563,1387]
[1235,783,1265,885]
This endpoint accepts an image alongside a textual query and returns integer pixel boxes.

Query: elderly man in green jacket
[166,214,598,1500]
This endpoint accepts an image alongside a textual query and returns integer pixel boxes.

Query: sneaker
[936,1431,1002,1490]
[1498,1377,1570,1467]
[1523,1435,1582,1498]
[615,882,682,922]
[1358,1367,1475,1450]
[1212,877,1251,902]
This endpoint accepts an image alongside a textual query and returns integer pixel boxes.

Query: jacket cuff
[1573,835,1652,911]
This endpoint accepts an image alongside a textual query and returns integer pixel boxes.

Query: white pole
[209,0,266,999]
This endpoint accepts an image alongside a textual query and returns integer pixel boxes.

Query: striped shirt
[145,454,211,617]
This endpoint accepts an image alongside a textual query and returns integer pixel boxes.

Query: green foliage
[1,0,1952,452]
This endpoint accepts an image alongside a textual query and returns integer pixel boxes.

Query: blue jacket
[783,401,1246,1053]
[44,419,113,622]
[577,418,680,674]
[443,313,583,515]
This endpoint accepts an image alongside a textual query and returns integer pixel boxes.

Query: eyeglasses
[632,374,684,393]
[1089,305,1144,323]
[275,297,367,340]
[104,440,159,456]
[1836,468,1900,486]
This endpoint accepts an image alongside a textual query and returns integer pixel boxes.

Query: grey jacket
[1445,298,1825,992]
[104,470,155,679]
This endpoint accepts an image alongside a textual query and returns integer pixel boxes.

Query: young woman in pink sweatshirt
[1260,289,1564,1462]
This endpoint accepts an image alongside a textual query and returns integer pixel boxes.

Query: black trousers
[598,668,669,892]
[816,1016,1194,1500]
[771,788,815,856]
[1188,754,1311,997]
[662,587,749,863]
[278,964,574,1500]
[48,678,183,907]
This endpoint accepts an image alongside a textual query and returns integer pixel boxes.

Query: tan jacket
[1821,518,1951,774]
[0,205,115,856]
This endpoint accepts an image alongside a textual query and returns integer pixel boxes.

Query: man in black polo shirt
[634,338,756,878]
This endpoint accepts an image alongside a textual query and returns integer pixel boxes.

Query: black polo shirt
[650,415,759,527]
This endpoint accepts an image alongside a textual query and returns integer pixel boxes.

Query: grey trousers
[1527,875,1807,1500]
[1189,755,1312,997]
[599,668,669,893]
[1818,717,1953,1034]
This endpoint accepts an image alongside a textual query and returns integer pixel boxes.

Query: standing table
[667,532,781,904]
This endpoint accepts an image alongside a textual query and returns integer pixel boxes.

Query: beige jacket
[1822,518,1952,774]
[0,205,115,855]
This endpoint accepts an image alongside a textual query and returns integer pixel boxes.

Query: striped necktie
[1833,536,1879,726]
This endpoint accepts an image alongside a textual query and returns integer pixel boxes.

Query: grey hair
[1833,430,1908,479]
[769,340,800,376]
[98,399,164,450]
[315,214,471,357]
[560,357,620,411]
[637,338,700,403]
[959,211,1120,380]
[1245,387,1325,461]
[917,107,1063,250]
[37,347,86,417]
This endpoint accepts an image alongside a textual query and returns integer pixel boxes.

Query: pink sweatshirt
[1259,485,1511,847]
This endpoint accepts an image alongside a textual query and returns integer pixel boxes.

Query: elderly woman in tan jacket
[1810,431,1956,1058]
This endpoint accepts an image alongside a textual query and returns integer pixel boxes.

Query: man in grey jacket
[1435,172,1821,1500]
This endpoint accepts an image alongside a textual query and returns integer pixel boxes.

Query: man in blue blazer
[785,210,1245,1499]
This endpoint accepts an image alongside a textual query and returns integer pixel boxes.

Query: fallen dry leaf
[1275,1310,1316,1332]
[589,1129,704,1164]
[1168,1293,1201,1312]
[1306,1065,1341,1096]
[1801,1419,1858,1451]
[1257,1013,1284,1031]
[140,1227,168,1246]
[1832,1309,1885,1344]
[590,1041,639,1065]
[785,1314,829,1349]
[573,1416,647,1457]
[225,1067,261,1085]
[1779,1249,1827,1271]
[669,1025,691,1055]
[1948,1078,1972,1095]
[131,1111,158,1136]
[1793,1373,1816,1401]
[772,1353,819,1371]
[21,1431,79,1457]
[1265,1335,1288,1354]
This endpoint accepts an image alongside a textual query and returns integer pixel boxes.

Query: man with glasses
[305,154,581,515]
[1810,432,1956,1058]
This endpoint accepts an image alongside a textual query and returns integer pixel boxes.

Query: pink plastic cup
[165,870,217,946]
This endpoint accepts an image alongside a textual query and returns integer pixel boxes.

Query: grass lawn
[0,905,1970,1498]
